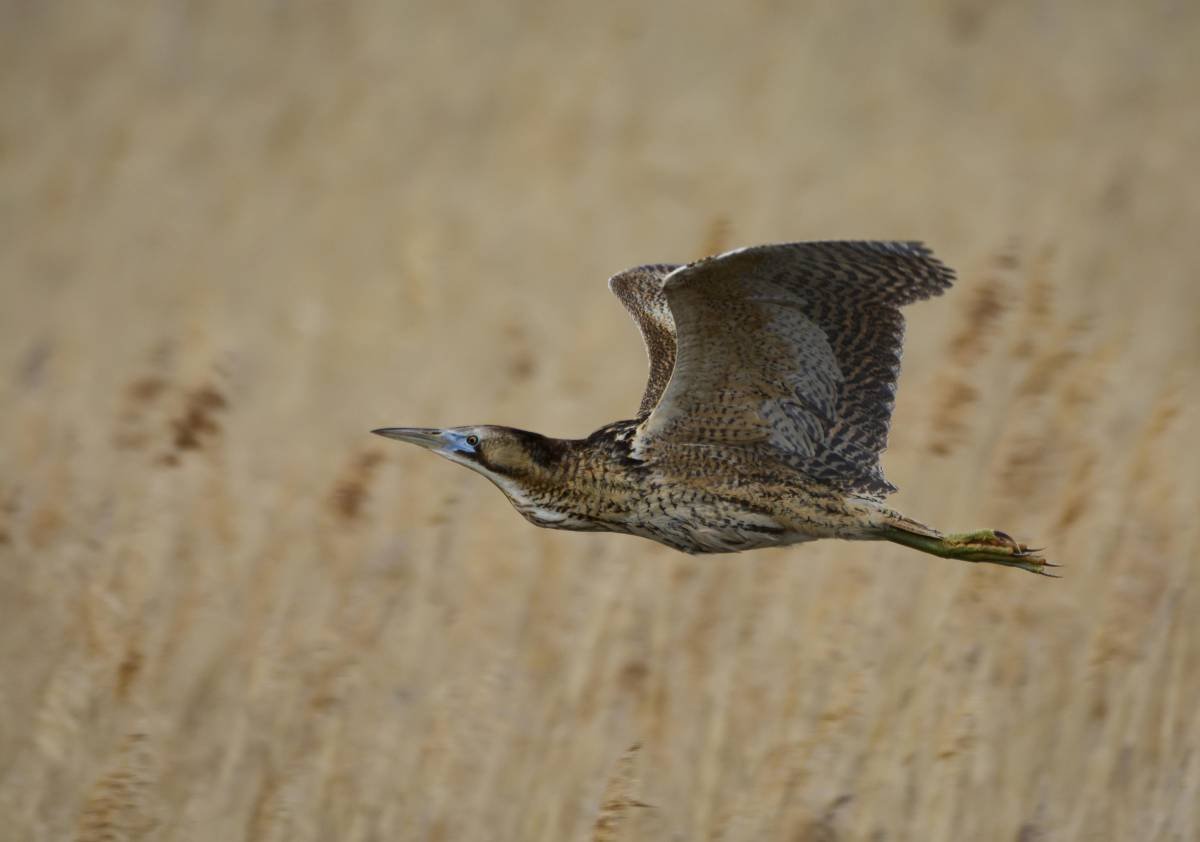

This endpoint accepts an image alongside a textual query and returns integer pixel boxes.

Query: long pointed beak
[371,427,445,450]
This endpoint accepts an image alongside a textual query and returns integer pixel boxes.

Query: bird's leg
[878,524,1057,577]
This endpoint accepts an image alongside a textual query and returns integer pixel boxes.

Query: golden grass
[2,2,1200,839]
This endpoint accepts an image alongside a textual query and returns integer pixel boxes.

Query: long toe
[944,531,1057,577]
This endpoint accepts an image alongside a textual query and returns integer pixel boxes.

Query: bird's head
[371,425,562,487]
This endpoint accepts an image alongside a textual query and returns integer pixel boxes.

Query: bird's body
[481,418,881,553]
[376,241,1053,575]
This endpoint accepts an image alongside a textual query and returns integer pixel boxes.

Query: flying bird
[374,241,1053,575]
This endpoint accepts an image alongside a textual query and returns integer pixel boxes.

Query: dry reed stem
[1051,447,1099,535]
[328,448,386,522]
[925,251,1014,457]
[1009,245,1056,360]
[75,731,159,842]
[591,743,648,842]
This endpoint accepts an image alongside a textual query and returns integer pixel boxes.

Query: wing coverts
[617,241,953,497]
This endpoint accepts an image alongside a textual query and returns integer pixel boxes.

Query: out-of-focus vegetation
[2,2,1198,839]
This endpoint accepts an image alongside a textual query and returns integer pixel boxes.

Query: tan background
[2,2,1199,840]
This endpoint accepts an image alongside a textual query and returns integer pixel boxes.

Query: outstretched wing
[608,264,682,415]
[634,241,954,497]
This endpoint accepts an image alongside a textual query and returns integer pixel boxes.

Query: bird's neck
[487,422,643,525]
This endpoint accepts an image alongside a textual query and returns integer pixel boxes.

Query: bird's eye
[465,435,480,447]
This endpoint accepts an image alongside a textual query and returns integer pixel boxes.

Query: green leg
[880,527,1058,577]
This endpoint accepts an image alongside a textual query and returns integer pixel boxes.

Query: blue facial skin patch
[440,430,478,455]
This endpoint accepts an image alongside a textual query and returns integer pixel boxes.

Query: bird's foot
[880,526,1057,576]
[938,530,1058,576]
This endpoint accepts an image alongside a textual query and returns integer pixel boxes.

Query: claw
[984,531,1058,577]
[1016,554,1060,577]
[992,530,1023,552]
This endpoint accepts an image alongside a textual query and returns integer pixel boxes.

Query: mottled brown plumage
[608,264,680,414]
[375,241,1054,575]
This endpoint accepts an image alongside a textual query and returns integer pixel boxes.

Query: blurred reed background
[1,1,1198,839]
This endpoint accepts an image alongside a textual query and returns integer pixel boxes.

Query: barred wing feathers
[632,241,954,497]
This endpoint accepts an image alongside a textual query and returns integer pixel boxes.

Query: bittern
[375,241,1053,575]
